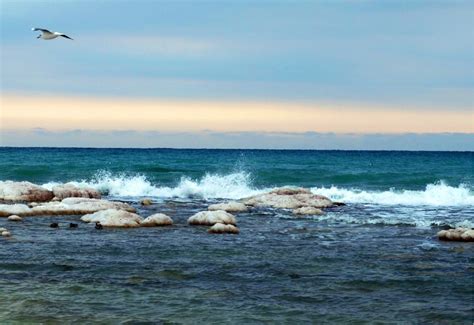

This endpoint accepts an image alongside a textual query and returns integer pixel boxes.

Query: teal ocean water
[1,148,473,323]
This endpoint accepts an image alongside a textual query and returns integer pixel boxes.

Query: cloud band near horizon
[2,94,472,134]
[1,128,473,151]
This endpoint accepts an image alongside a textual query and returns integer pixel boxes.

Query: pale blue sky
[1,0,473,149]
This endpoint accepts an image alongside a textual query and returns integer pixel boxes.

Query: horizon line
[1,146,472,153]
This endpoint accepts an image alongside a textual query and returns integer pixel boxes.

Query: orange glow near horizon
[1,94,472,133]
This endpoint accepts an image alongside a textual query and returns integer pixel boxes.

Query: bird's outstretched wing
[59,34,74,40]
[32,28,51,33]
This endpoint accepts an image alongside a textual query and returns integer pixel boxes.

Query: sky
[0,0,473,150]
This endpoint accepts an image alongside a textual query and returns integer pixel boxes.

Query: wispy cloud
[84,35,219,57]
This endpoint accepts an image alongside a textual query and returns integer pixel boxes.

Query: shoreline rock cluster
[80,209,174,228]
[3,181,471,242]
[0,181,338,237]
[0,181,101,203]
[0,198,135,217]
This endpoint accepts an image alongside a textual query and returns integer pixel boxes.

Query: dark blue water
[1,148,473,323]
[0,148,472,190]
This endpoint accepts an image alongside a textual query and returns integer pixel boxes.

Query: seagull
[32,28,73,40]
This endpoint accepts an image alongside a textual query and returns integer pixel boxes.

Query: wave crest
[43,171,265,199]
[311,181,474,206]
[42,172,473,206]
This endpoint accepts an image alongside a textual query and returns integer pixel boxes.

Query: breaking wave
[42,171,266,200]
[42,172,473,206]
[311,181,474,207]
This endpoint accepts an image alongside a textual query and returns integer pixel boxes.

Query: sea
[0,147,473,324]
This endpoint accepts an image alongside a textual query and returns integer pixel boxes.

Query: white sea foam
[43,171,266,200]
[38,173,473,228]
[311,181,474,207]
[41,173,473,207]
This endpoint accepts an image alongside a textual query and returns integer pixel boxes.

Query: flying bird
[32,28,74,40]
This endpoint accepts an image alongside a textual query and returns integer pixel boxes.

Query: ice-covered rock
[0,204,32,217]
[0,181,54,202]
[242,187,333,209]
[438,228,474,242]
[188,210,237,226]
[208,223,240,234]
[293,207,324,215]
[81,209,143,227]
[2,230,11,237]
[52,183,101,200]
[0,198,134,217]
[271,187,312,195]
[7,215,22,221]
[31,198,136,216]
[208,201,248,213]
[0,227,7,232]
[141,213,173,227]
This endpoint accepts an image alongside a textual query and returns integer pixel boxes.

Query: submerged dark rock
[140,198,153,206]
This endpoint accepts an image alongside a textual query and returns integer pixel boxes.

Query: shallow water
[0,148,473,323]
[1,201,473,323]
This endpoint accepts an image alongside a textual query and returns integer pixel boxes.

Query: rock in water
[141,213,173,227]
[140,198,153,206]
[1,231,11,237]
[188,210,237,226]
[242,187,333,209]
[1,199,135,217]
[52,183,101,200]
[271,187,312,195]
[438,228,474,242]
[7,215,22,221]
[30,198,136,216]
[0,181,54,202]
[208,201,248,213]
[208,223,240,234]
[292,207,324,215]
[81,209,143,228]
[0,204,32,217]
[0,227,7,232]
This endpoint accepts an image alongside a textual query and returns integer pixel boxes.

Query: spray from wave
[42,170,266,200]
